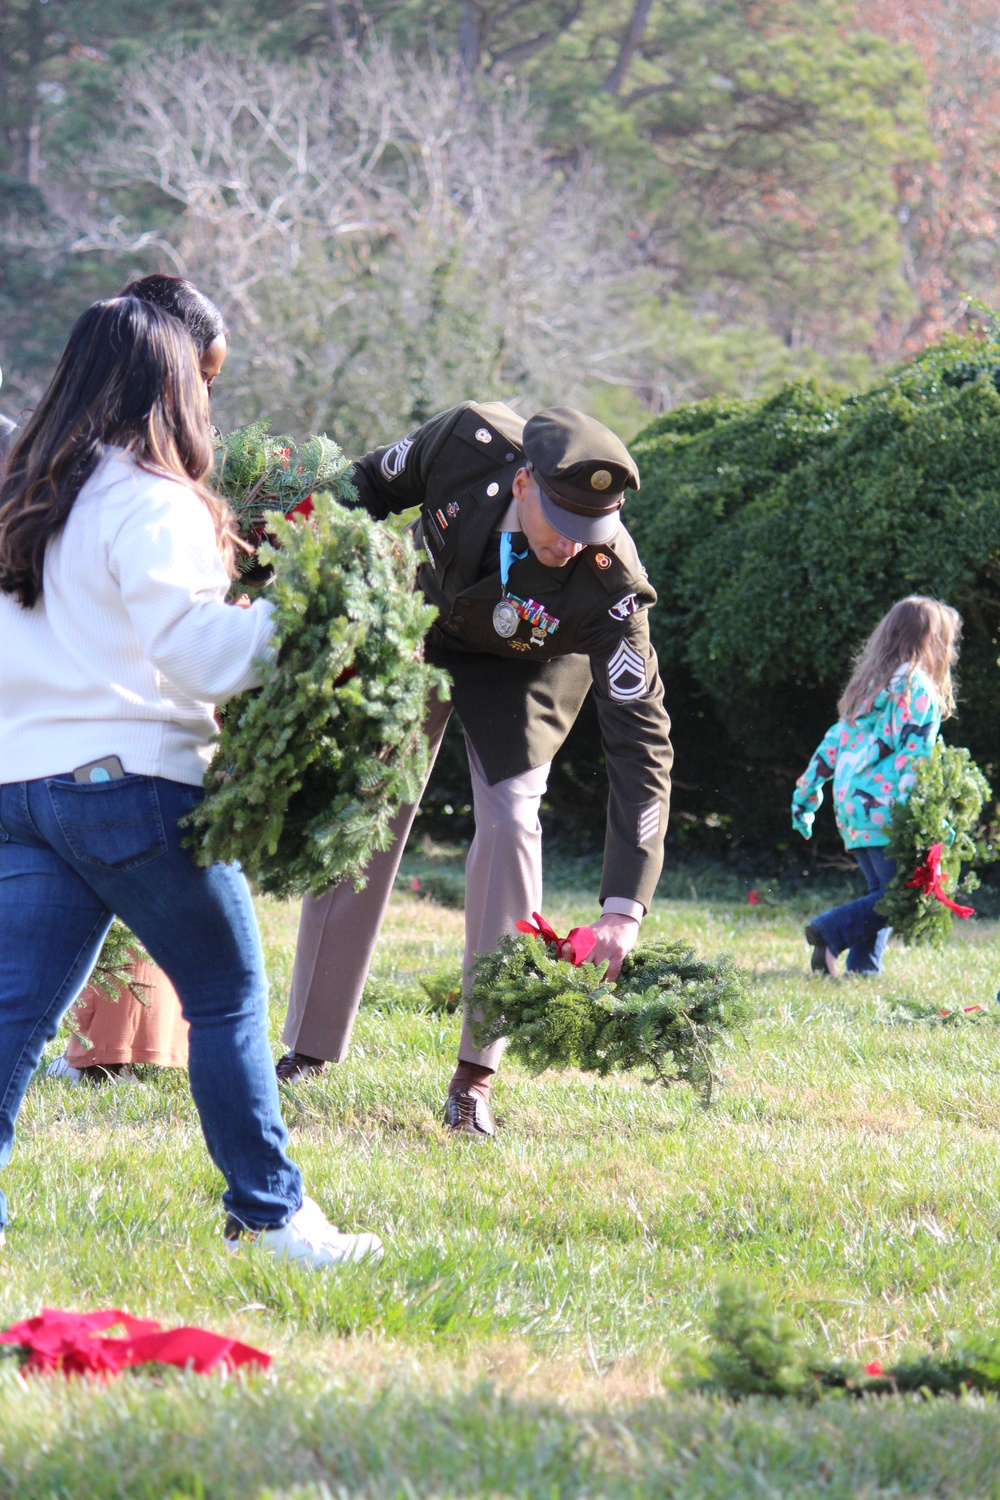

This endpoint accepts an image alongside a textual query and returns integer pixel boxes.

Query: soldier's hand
[589,912,640,980]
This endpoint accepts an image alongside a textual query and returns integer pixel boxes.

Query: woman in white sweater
[0,295,380,1267]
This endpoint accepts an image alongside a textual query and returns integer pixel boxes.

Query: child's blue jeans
[0,772,303,1233]
[811,847,896,975]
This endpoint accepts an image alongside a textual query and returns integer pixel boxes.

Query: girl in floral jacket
[792,596,961,976]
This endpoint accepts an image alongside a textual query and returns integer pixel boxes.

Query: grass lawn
[3,845,1000,1497]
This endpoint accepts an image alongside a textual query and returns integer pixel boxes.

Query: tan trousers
[283,699,550,1072]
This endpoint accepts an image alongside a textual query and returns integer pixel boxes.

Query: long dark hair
[0,296,238,607]
[118,273,226,356]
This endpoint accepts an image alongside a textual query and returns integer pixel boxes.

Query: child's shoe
[805,923,837,976]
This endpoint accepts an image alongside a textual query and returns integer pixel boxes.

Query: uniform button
[506,452,515,462]
[487,482,500,497]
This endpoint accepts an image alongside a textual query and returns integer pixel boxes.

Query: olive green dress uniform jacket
[350,401,674,911]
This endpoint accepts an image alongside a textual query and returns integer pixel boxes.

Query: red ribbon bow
[0,1308,270,1378]
[906,842,975,919]
[516,912,597,966]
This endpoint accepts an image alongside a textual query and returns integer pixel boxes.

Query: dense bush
[623,338,1000,849]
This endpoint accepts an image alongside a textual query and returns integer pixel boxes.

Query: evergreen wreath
[212,421,351,561]
[877,742,993,945]
[467,932,751,1104]
[185,491,447,898]
[685,1279,1000,1401]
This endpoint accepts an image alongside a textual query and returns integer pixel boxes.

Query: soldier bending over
[277,404,674,1135]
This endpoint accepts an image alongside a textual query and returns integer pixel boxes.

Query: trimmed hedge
[623,337,1000,847]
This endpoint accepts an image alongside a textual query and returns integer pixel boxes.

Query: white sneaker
[46,1056,84,1084]
[225,1196,383,1269]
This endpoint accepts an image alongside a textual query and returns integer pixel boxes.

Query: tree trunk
[324,0,346,45]
[602,0,655,95]
[459,1,485,76]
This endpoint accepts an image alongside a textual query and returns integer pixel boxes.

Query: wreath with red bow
[877,742,994,945]
[467,919,752,1104]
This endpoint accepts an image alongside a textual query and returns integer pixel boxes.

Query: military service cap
[523,407,640,545]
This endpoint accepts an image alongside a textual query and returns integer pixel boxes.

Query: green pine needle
[88,919,151,1005]
[212,422,351,557]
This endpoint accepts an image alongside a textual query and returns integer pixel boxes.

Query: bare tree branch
[324,0,346,44]
[68,44,643,444]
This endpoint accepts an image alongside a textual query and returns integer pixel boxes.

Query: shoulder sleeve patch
[607,638,648,701]
[379,434,415,482]
[608,592,639,622]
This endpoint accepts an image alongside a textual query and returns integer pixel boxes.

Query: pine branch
[89,919,152,1007]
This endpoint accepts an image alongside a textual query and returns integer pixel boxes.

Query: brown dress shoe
[275,1051,327,1083]
[443,1090,496,1137]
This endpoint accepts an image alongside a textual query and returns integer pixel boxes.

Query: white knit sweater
[0,449,274,786]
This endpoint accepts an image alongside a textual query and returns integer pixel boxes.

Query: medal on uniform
[494,531,529,640]
[492,598,520,638]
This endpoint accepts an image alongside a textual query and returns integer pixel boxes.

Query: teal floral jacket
[791,665,941,849]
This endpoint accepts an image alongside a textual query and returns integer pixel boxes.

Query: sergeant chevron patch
[379,434,415,481]
[637,801,660,848]
[607,639,647,701]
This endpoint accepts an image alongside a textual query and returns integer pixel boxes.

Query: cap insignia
[475,427,493,444]
[591,469,613,491]
[595,552,612,569]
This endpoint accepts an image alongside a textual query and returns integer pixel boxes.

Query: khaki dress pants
[283,696,550,1071]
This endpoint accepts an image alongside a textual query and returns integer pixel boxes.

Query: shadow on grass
[3,1370,1000,1498]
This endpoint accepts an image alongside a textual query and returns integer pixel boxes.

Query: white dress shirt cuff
[601,897,645,923]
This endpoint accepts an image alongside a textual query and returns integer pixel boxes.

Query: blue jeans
[0,773,303,1232]
[811,847,896,975]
